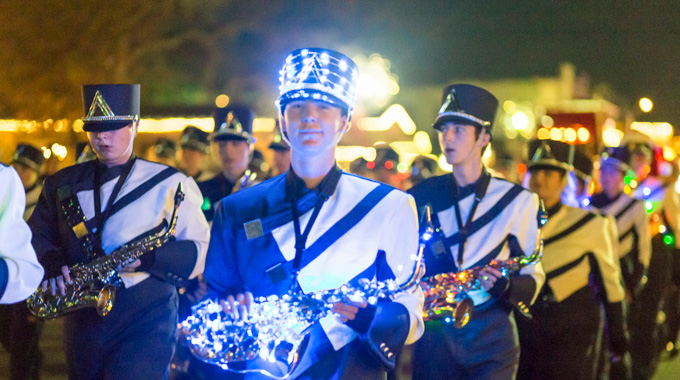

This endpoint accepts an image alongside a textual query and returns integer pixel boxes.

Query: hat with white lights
[276,48,359,117]
[600,146,633,174]
[433,84,499,132]
[527,139,574,173]
[81,84,140,132]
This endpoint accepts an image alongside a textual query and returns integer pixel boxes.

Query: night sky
[2,1,679,126]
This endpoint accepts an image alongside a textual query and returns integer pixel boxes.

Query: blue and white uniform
[0,164,43,304]
[408,172,545,380]
[204,166,424,379]
[29,158,210,380]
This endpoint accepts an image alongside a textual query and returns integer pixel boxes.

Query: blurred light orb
[541,115,554,128]
[215,94,230,108]
[537,128,550,140]
[353,53,399,110]
[639,97,653,113]
[511,111,529,131]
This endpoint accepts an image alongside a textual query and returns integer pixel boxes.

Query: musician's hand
[479,267,503,292]
[220,292,254,320]
[42,265,71,296]
[332,298,368,323]
[120,259,141,273]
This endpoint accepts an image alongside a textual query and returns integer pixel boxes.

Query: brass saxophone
[420,206,546,329]
[179,207,430,379]
[27,183,185,319]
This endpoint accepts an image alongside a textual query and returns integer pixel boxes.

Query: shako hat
[12,144,44,172]
[433,84,499,133]
[600,146,633,173]
[527,139,574,172]
[572,146,593,180]
[81,84,140,132]
[211,105,255,143]
[268,123,290,151]
[153,138,176,159]
[276,48,359,117]
[180,125,210,154]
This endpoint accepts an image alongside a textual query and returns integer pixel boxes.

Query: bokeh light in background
[215,94,230,108]
[639,97,653,113]
[353,53,399,110]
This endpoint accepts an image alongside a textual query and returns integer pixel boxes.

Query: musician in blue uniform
[517,140,628,380]
[198,105,257,223]
[203,48,424,380]
[29,84,210,380]
[408,84,545,380]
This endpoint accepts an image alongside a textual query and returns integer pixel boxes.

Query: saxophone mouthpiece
[175,182,185,204]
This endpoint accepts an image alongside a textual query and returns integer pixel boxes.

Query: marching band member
[408,84,545,380]
[0,144,47,380]
[623,132,680,379]
[198,105,257,223]
[178,125,212,182]
[29,84,210,379]
[591,146,651,298]
[517,140,628,380]
[203,48,424,379]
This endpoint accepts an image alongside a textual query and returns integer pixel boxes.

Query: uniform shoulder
[135,158,183,177]
[43,161,94,187]
[222,173,286,205]
[488,175,532,196]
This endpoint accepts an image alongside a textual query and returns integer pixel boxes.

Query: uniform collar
[95,154,136,182]
[545,202,563,218]
[590,191,622,209]
[286,163,342,202]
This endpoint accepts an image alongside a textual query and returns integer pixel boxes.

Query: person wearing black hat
[148,138,178,167]
[370,145,402,189]
[265,126,291,179]
[620,132,680,378]
[407,84,545,380]
[0,143,46,380]
[562,146,594,209]
[0,163,44,380]
[201,48,424,379]
[11,144,45,220]
[407,155,439,187]
[591,146,651,297]
[197,105,258,223]
[28,84,210,379]
[178,125,211,182]
[515,140,628,380]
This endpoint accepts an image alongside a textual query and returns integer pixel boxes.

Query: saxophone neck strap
[451,168,491,264]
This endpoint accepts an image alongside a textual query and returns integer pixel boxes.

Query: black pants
[63,277,178,380]
[517,286,603,380]
[0,302,44,380]
[629,235,673,380]
[412,298,520,380]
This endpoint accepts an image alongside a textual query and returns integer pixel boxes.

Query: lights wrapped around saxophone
[420,209,546,329]
[26,183,185,320]
[180,207,431,379]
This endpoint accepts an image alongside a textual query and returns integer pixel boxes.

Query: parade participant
[0,143,47,380]
[197,105,257,223]
[517,140,628,380]
[178,125,211,182]
[0,164,44,303]
[148,138,178,167]
[591,146,650,297]
[408,84,545,380]
[370,146,402,189]
[266,126,291,179]
[563,145,594,208]
[623,132,680,379]
[407,155,439,187]
[203,48,424,379]
[28,84,210,380]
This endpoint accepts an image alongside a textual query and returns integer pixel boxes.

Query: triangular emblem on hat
[86,90,115,118]
[439,89,465,114]
[221,112,243,133]
[292,52,328,86]
[532,140,553,162]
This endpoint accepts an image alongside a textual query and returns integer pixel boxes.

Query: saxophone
[420,206,546,329]
[180,207,430,379]
[27,183,185,320]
